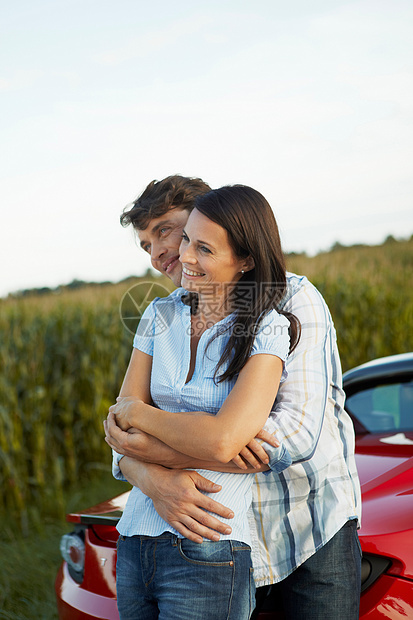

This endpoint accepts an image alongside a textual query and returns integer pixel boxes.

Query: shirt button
[176,398,181,403]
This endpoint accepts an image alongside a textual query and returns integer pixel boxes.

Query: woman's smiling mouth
[182,266,206,278]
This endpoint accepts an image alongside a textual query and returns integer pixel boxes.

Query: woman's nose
[179,241,196,263]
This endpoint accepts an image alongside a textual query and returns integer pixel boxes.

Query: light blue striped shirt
[115,288,291,545]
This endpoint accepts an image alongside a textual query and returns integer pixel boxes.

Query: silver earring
[241,270,245,274]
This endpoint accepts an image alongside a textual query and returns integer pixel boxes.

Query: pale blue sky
[1,0,412,296]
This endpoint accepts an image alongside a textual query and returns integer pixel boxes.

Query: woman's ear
[243,256,255,272]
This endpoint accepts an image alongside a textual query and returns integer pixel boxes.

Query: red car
[55,353,413,619]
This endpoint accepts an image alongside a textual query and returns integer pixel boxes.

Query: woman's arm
[111,346,278,469]
[110,353,283,464]
[118,347,153,401]
[110,347,238,542]
[105,412,276,471]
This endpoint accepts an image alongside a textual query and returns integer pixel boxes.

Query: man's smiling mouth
[162,256,179,272]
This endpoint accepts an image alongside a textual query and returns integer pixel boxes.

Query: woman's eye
[181,232,189,242]
[200,246,211,254]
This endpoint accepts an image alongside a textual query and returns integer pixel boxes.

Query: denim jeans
[116,533,255,620]
[251,519,362,620]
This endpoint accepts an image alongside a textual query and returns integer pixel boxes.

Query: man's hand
[121,459,234,544]
[232,428,279,469]
[151,469,234,543]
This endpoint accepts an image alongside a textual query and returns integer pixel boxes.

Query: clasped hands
[108,396,141,432]
[105,396,279,470]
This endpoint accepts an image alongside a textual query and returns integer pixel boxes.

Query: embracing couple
[104,176,362,620]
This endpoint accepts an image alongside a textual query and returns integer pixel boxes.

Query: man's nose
[151,240,167,261]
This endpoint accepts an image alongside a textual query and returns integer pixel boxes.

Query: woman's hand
[108,396,143,431]
[104,411,151,458]
[104,411,197,468]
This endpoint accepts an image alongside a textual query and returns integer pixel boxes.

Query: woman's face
[179,209,247,296]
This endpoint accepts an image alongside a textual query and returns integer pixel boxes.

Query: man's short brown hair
[120,175,211,230]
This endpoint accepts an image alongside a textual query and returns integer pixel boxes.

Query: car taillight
[60,531,85,584]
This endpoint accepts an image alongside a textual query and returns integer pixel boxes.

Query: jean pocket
[178,539,235,566]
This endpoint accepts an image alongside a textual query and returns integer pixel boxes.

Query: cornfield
[287,238,413,370]
[0,240,412,531]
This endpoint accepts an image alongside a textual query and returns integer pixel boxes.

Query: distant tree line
[6,234,412,299]
[7,269,158,299]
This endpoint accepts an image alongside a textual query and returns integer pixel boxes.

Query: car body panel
[56,562,119,620]
[343,352,413,388]
[66,492,130,526]
[359,574,413,619]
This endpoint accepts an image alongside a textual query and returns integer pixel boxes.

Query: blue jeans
[116,533,255,620]
[252,519,362,620]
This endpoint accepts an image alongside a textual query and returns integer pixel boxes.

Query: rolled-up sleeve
[265,443,293,473]
[112,449,127,481]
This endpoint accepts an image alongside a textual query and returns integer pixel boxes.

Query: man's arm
[118,457,236,543]
[261,279,342,465]
[110,427,239,543]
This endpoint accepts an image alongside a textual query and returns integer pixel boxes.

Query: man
[105,174,362,619]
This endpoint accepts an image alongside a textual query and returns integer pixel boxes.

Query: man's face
[137,208,189,287]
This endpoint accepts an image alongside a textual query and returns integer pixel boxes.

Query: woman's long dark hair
[193,185,300,383]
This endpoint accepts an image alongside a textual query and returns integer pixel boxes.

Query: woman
[109,185,300,620]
